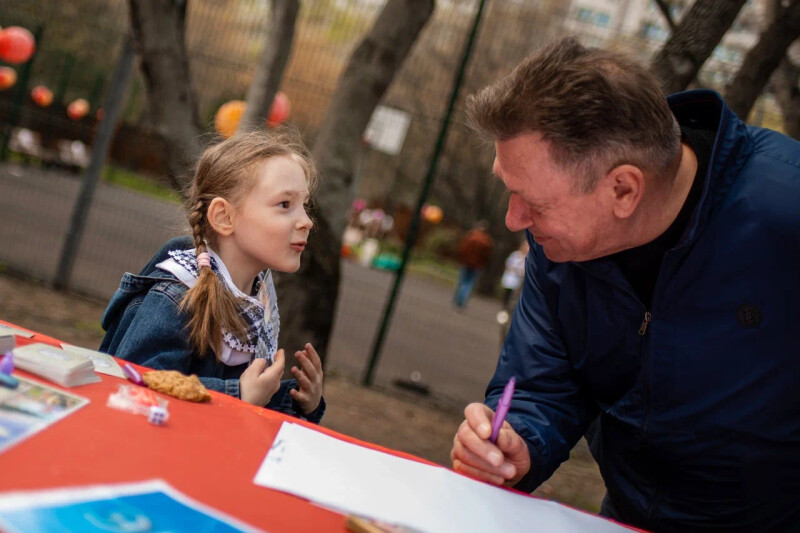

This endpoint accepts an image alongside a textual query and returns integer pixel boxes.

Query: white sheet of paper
[0,325,35,338]
[254,423,631,533]
[60,344,126,378]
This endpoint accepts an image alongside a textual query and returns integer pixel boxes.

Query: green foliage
[406,256,459,286]
[102,165,179,203]
[420,226,461,259]
[74,320,104,334]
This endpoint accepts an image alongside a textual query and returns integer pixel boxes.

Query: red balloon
[67,98,90,121]
[31,85,53,107]
[267,91,291,127]
[0,26,36,64]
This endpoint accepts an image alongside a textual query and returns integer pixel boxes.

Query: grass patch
[74,320,105,335]
[406,255,459,286]
[102,165,179,203]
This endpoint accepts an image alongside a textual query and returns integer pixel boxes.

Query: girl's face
[229,155,312,274]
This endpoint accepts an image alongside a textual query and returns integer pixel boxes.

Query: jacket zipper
[641,310,652,436]
[638,311,652,336]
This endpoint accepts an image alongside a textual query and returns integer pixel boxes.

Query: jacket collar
[666,89,753,244]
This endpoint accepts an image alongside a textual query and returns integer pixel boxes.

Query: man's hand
[289,343,323,414]
[451,402,531,486]
[240,349,285,406]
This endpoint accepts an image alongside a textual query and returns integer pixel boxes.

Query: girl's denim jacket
[99,236,325,424]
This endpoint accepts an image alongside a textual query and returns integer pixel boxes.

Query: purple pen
[0,352,13,375]
[122,363,144,386]
[489,376,516,444]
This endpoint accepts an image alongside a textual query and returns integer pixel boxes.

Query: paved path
[0,162,506,408]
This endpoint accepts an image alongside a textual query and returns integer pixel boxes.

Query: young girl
[100,130,324,422]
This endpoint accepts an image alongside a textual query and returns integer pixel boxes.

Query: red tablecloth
[0,319,642,533]
[0,320,436,532]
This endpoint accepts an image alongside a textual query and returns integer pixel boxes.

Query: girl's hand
[289,343,323,414]
[240,349,285,406]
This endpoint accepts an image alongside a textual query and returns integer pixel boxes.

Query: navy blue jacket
[490,90,800,531]
[100,236,325,423]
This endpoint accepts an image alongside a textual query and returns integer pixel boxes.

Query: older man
[451,37,800,532]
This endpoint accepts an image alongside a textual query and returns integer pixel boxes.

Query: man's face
[494,132,614,263]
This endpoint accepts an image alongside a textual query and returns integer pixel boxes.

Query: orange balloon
[214,100,246,138]
[0,66,17,90]
[267,91,290,127]
[31,85,53,107]
[67,98,90,121]
[0,26,35,64]
[422,204,443,224]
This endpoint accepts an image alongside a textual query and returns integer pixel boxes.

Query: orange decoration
[31,85,53,107]
[67,98,90,121]
[0,26,36,64]
[0,66,16,90]
[422,204,443,224]
[267,91,290,127]
[214,100,246,138]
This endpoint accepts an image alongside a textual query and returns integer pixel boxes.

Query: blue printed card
[0,480,263,533]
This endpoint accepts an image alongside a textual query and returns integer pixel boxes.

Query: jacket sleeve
[266,379,326,424]
[486,239,597,493]
[110,288,242,397]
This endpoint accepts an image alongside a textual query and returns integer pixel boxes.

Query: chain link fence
[0,0,787,408]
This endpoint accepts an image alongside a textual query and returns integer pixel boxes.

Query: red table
[0,319,641,533]
[0,320,438,532]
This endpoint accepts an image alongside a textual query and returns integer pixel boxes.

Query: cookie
[142,370,212,403]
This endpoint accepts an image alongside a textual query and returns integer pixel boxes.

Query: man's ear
[607,164,644,219]
[207,197,235,236]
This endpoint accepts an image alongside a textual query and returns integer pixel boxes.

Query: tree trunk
[650,0,747,95]
[725,0,800,119]
[773,57,800,139]
[128,0,202,192]
[240,0,299,132]
[274,0,435,366]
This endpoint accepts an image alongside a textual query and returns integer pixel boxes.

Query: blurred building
[563,0,769,89]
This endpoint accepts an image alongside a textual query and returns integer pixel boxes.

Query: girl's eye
[278,201,290,208]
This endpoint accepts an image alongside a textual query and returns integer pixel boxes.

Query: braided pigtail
[180,199,247,359]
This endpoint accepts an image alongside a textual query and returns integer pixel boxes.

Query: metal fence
[0,0,788,408]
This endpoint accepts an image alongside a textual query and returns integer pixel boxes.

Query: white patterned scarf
[156,248,279,365]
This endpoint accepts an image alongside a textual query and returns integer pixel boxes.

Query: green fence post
[54,53,75,105]
[363,0,489,386]
[54,39,135,290]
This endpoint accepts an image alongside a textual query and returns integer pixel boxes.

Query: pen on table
[0,352,18,389]
[0,352,13,375]
[489,376,516,444]
[122,363,144,386]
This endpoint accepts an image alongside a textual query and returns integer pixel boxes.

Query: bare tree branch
[773,57,800,138]
[653,0,677,32]
[127,0,202,192]
[274,0,436,362]
[725,0,800,119]
[651,0,747,95]
[240,0,299,132]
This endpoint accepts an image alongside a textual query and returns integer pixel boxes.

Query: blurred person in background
[451,37,800,532]
[500,240,529,310]
[453,221,494,309]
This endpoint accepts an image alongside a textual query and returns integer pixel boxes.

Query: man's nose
[505,197,530,232]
